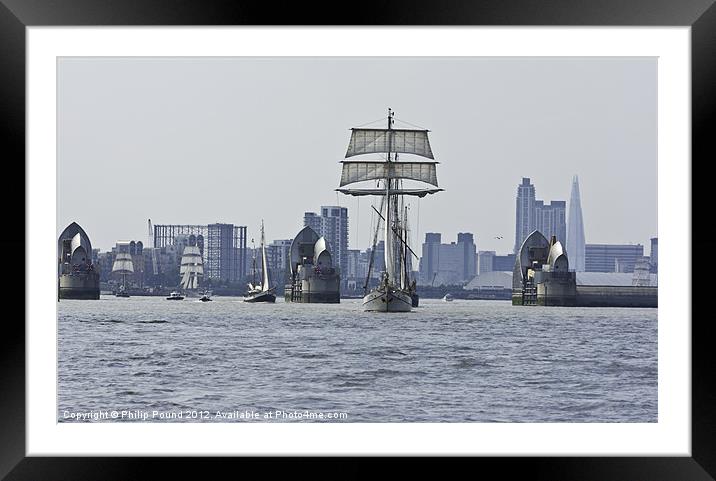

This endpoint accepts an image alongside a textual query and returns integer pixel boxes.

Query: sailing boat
[179,243,204,293]
[244,220,276,303]
[112,252,134,297]
[337,108,442,312]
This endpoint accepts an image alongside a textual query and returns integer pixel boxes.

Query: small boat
[115,287,130,298]
[199,291,212,302]
[442,293,454,302]
[166,291,185,300]
[244,221,276,303]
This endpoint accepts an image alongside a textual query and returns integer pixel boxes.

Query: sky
[57,56,657,255]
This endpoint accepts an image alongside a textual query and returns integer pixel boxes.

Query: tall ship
[112,251,134,297]
[337,109,442,312]
[284,226,341,303]
[244,221,276,303]
[179,243,203,291]
[58,222,100,300]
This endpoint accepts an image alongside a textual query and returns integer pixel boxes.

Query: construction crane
[148,219,159,275]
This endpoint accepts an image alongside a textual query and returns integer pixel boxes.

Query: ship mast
[403,204,409,289]
[384,108,394,285]
[260,220,270,292]
[251,237,256,287]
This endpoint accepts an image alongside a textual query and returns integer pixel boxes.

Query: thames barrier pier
[58,222,100,300]
[512,230,657,308]
[284,226,340,303]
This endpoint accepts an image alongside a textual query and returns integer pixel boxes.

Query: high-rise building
[650,237,658,273]
[346,249,362,279]
[303,212,322,236]
[493,253,516,272]
[514,177,566,254]
[514,177,536,254]
[478,250,496,275]
[206,223,247,282]
[418,232,477,285]
[457,233,478,281]
[303,207,349,280]
[567,175,586,271]
[266,239,293,287]
[419,233,442,285]
[535,200,567,246]
[585,244,644,273]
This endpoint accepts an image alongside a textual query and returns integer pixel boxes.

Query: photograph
[5,0,711,474]
[57,55,658,424]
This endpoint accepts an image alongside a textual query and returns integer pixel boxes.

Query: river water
[58,296,657,422]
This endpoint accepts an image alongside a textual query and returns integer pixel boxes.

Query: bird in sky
[494,236,503,239]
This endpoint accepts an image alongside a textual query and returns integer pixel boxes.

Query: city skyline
[57,57,657,253]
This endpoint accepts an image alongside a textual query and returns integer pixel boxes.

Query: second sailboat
[244,220,276,303]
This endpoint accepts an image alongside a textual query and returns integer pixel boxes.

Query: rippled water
[58,296,657,422]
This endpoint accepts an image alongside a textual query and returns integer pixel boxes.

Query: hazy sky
[57,57,657,254]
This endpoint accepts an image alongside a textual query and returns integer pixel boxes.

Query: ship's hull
[244,290,276,303]
[363,286,412,312]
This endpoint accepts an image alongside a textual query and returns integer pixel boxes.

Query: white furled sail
[384,191,395,284]
[346,128,434,159]
[337,188,443,197]
[339,161,439,187]
[111,253,134,273]
[260,221,270,292]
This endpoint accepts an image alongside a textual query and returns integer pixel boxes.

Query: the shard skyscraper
[567,175,586,271]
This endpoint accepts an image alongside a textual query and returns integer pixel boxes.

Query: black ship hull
[244,290,276,303]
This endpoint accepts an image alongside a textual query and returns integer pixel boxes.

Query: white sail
[260,222,270,292]
[179,245,203,289]
[180,270,191,289]
[399,223,406,290]
[339,161,439,187]
[346,128,433,159]
[112,253,134,273]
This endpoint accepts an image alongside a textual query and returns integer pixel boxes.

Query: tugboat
[166,291,185,300]
[244,220,276,303]
[336,108,443,312]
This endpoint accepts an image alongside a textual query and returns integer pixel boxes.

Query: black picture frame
[5,0,714,479]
